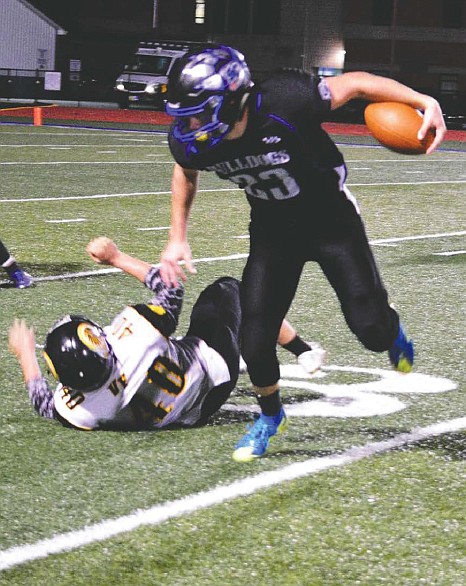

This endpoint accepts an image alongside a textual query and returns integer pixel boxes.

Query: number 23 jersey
[168,69,346,225]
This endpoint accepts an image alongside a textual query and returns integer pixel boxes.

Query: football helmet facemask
[43,314,116,393]
[166,44,253,153]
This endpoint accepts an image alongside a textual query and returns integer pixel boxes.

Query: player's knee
[344,294,398,352]
[211,276,240,295]
[355,323,394,352]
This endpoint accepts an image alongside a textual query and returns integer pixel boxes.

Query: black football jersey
[168,70,346,225]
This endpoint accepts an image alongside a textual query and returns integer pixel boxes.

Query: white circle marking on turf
[224,364,457,418]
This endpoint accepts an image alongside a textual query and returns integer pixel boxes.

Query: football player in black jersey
[160,45,447,462]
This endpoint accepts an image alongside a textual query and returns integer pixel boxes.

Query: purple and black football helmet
[166,45,253,153]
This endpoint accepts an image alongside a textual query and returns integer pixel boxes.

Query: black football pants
[186,276,242,420]
[0,239,11,265]
[241,198,400,388]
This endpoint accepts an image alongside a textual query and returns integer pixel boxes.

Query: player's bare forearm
[169,164,199,241]
[328,72,433,111]
[87,237,151,284]
[160,165,199,285]
[107,250,152,284]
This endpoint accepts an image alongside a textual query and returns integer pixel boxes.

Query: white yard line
[0,189,226,203]
[0,144,164,147]
[0,160,156,165]
[0,253,249,285]
[1,416,465,572]
[1,233,464,287]
[0,179,465,204]
[137,226,171,231]
[345,158,465,163]
[433,250,466,256]
[45,218,86,224]
[349,180,466,186]
[370,231,466,245]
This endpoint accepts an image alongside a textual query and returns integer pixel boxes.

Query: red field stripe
[1,105,464,141]
[42,106,173,125]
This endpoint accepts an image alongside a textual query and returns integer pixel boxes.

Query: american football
[364,102,435,154]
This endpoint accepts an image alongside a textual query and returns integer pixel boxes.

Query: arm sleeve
[131,266,185,336]
[26,376,58,419]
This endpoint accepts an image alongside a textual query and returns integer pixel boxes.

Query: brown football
[364,102,435,154]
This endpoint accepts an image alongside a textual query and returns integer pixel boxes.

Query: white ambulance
[114,40,199,109]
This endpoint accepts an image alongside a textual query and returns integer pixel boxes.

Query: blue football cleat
[388,324,414,373]
[233,407,288,462]
[9,269,33,289]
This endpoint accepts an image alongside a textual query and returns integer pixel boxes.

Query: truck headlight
[145,84,157,94]
[115,82,125,91]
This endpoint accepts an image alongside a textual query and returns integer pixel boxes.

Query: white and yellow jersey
[53,305,230,430]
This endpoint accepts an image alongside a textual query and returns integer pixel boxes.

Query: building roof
[17,0,67,35]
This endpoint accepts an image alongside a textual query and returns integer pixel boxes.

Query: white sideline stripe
[345,158,465,163]
[45,218,86,224]
[0,188,233,203]
[0,232,464,286]
[0,144,164,148]
[0,161,156,165]
[0,254,250,285]
[0,132,162,137]
[370,230,466,244]
[349,180,466,186]
[1,179,465,204]
[1,416,465,572]
[434,250,466,256]
[233,231,466,246]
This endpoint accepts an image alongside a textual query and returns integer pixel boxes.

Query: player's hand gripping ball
[364,102,435,154]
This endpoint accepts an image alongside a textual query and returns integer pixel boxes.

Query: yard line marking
[45,218,86,224]
[137,226,170,231]
[118,138,157,142]
[0,144,165,147]
[0,188,231,203]
[0,254,250,286]
[1,416,465,572]
[0,161,155,165]
[370,231,466,245]
[345,158,465,163]
[0,132,159,136]
[234,231,466,246]
[0,180,465,203]
[1,233,464,287]
[348,180,466,186]
[434,250,466,256]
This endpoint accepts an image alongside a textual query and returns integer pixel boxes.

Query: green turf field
[0,122,465,585]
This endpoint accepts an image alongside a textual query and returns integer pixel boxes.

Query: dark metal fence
[0,69,116,104]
